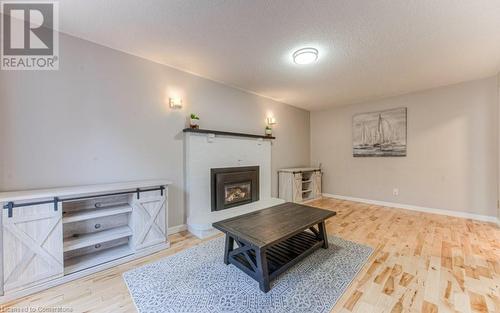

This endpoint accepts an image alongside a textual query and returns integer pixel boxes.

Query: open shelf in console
[64,226,132,252]
[62,193,134,274]
[64,244,133,275]
[62,204,132,223]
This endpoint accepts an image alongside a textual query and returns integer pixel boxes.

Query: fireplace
[211,166,259,211]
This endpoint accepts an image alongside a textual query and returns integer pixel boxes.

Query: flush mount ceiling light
[292,47,319,65]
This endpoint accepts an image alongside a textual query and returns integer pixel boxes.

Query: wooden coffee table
[212,202,336,292]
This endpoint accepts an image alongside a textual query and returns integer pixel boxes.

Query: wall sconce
[169,97,183,109]
[266,116,277,125]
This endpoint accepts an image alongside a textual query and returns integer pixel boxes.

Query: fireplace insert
[210,166,259,211]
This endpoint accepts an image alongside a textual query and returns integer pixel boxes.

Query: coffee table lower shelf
[224,226,328,292]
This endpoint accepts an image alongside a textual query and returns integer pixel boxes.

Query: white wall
[0,33,310,227]
[311,76,499,218]
[498,72,500,222]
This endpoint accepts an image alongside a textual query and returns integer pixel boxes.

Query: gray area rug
[123,236,373,313]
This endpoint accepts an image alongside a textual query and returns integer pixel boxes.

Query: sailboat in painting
[353,108,407,157]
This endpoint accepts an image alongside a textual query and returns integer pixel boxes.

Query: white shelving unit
[61,193,136,274]
[0,180,170,302]
[278,168,322,203]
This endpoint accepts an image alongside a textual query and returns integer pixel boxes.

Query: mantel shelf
[183,128,275,140]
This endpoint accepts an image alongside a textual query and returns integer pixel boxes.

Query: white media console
[278,168,322,203]
[0,180,170,302]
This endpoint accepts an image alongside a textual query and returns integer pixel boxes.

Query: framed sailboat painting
[353,107,407,157]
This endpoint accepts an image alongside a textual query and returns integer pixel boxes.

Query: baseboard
[323,193,499,224]
[167,224,187,235]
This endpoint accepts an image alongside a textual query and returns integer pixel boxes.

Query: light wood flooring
[2,197,499,313]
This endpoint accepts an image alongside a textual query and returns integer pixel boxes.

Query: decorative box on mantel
[278,167,322,203]
[183,128,283,239]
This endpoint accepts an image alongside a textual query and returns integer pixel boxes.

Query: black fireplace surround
[211,166,259,212]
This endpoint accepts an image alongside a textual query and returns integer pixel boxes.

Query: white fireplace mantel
[184,131,284,238]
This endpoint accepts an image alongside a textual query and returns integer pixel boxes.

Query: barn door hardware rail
[3,198,59,218]
[2,186,166,218]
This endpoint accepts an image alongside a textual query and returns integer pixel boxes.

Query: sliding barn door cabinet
[278,168,322,203]
[0,180,170,302]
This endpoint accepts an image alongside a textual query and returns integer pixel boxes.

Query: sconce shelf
[183,128,275,140]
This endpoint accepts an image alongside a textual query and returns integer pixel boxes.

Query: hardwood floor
[2,197,499,313]
[311,198,500,313]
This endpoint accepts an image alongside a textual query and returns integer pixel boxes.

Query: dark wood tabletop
[212,202,336,249]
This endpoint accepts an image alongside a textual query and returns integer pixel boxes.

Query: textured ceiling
[58,0,500,110]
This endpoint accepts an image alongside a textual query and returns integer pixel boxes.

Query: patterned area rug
[123,236,373,313]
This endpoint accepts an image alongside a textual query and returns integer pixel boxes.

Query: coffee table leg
[318,221,329,249]
[224,234,234,265]
[256,248,270,292]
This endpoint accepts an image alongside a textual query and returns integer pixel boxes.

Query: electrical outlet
[393,188,399,196]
